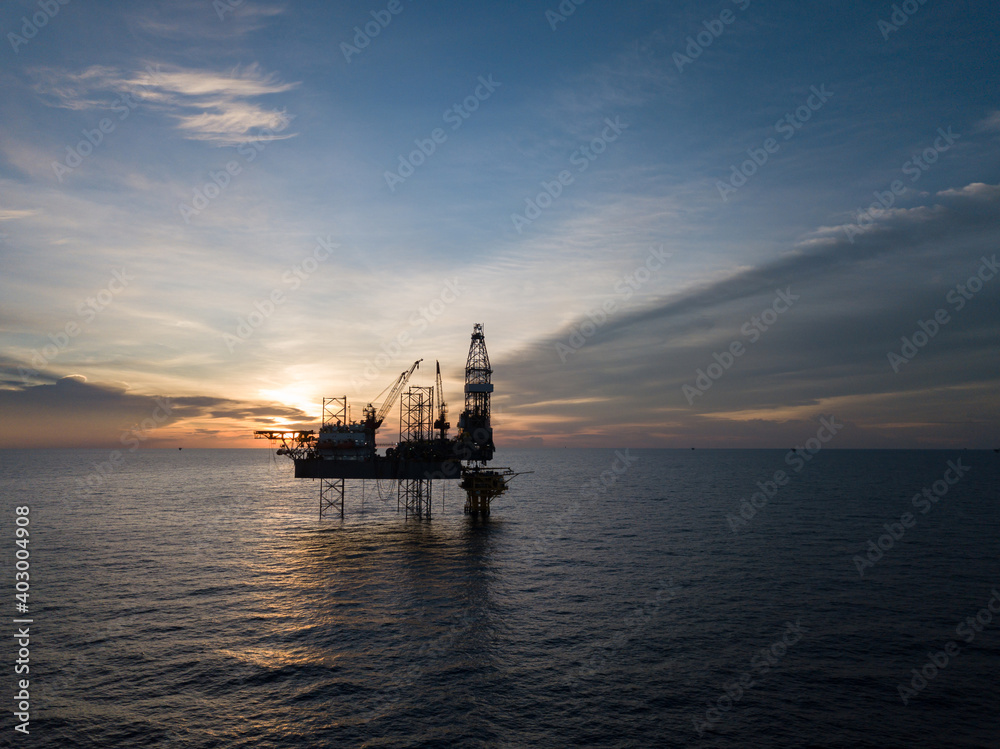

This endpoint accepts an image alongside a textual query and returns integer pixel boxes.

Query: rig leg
[320,478,345,519]
[464,489,491,516]
[398,478,432,518]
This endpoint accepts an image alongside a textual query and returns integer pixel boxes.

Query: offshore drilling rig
[254,324,520,518]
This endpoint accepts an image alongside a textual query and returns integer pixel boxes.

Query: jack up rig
[254,324,521,518]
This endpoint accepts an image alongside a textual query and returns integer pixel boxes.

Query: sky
[0,0,998,450]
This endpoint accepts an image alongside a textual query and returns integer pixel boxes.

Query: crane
[362,359,422,430]
[433,360,449,440]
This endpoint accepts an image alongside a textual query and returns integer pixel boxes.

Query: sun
[257,385,323,423]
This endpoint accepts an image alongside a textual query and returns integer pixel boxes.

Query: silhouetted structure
[255,324,520,518]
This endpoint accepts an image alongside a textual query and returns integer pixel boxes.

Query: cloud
[30,62,299,145]
[495,181,1000,447]
[574,180,999,348]
[549,35,675,119]
[0,209,41,222]
[975,110,1000,133]
[130,63,296,100]
[130,0,286,39]
[27,66,122,111]
[0,372,310,448]
[936,182,1000,200]
[173,101,295,144]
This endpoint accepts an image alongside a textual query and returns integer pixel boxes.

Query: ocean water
[1,447,999,748]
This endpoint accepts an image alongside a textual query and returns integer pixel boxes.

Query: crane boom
[433,360,449,438]
[366,359,422,428]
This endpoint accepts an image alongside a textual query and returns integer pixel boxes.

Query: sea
[1,447,998,748]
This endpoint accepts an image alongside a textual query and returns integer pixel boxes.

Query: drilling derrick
[457,323,495,463]
[455,324,512,517]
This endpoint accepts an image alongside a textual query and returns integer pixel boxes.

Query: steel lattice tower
[458,323,495,463]
[398,386,434,517]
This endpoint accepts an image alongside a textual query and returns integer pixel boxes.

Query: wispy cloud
[0,209,41,222]
[974,110,1000,133]
[28,66,122,111]
[548,38,675,120]
[172,99,294,143]
[30,62,299,145]
[129,0,286,39]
